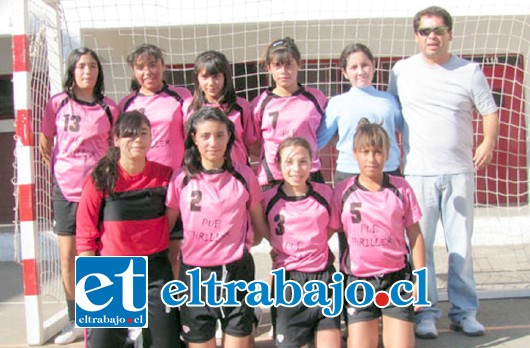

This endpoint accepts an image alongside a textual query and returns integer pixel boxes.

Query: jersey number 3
[274,213,285,235]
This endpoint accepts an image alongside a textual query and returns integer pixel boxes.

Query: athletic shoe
[54,320,83,345]
[415,319,438,339]
[450,317,485,336]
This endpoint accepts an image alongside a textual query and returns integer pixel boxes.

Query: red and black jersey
[76,160,172,256]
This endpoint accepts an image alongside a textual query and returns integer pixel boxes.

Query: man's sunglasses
[417,26,450,36]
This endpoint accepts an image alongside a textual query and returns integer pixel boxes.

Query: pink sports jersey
[263,182,333,272]
[41,92,119,202]
[252,86,326,185]
[119,84,192,170]
[166,163,263,267]
[330,174,422,277]
[182,96,258,165]
[76,160,173,256]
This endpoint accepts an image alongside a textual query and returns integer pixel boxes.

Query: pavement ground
[1,260,530,348]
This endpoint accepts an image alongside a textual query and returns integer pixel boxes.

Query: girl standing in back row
[183,50,258,165]
[317,43,403,182]
[39,47,119,345]
[317,46,404,343]
[119,43,191,171]
[120,44,192,281]
[252,37,327,187]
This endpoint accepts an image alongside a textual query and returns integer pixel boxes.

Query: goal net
[14,0,530,344]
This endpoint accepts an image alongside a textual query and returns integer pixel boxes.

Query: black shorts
[345,264,414,324]
[88,252,181,348]
[178,251,255,343]
[272,267,341,348]
[52,179,78,235]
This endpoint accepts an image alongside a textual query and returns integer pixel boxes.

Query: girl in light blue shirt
[317,43,403,182]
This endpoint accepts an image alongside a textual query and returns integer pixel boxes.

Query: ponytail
[353,117,390,153]
[92,146,120,196]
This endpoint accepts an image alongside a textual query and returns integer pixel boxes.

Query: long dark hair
[189,50,237,115]
[63,47,105,100]
[183,107,235,177]
[92,111,151,195]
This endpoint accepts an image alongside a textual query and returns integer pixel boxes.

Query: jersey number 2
[190,190,202,212]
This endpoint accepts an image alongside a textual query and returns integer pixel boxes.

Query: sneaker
[450,317,485,336]
[415,319,438,339]
[54,320,83,345]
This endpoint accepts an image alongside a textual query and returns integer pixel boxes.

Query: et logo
[75,256,148,328]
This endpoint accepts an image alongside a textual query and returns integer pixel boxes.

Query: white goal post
[12,0,530,344]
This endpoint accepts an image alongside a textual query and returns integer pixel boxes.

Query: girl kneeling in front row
[76,111,180,348]
[166,107,269,348]
[263,137,341,348]
[330,118,426,348]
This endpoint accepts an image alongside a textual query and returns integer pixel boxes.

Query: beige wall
[0,37,12,76]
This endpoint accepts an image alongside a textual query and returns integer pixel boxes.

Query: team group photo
[3,0,530,348]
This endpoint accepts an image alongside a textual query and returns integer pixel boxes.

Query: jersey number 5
[350,202,361,223]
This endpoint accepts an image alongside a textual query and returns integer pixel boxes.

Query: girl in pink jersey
[119,44,192,170]
[120,44,191,282]
[77,111,181,348]
[39,47,119,345]
[330,119,426,348]
[263,137,341,348]
[252,37,327,187]
[166,107,268,348]
[183,50,258,165]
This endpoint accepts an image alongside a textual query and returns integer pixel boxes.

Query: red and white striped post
[12,0,45,344]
